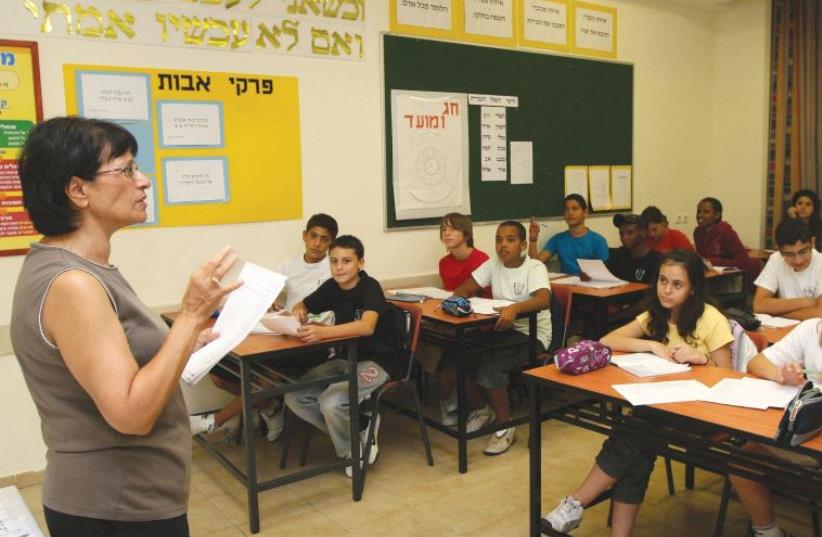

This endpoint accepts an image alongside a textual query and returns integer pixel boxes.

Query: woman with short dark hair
[11,116,239,537]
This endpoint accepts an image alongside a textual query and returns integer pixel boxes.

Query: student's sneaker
[484,427,516,455]
[439,399,458,427]
[189,413,217,436]
[260,401,284,442]
[221,414,242,446]
[360,412,381,465]
[543,496,584,533]
[466,405,494,433]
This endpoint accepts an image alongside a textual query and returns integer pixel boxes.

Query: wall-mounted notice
[572,2,617,58]
[564,165,588,198]
[468,94,519,107]
[610,165,632,209]
[510,141,533,184]
[158,101,224,148]
[79,72,150,121]
[481,106,507,182]
[464,0,514,38]
[397,0,453,30]
[588,165,611,210]
[391,90,470,220]
[164,158,229,205]
[521,0,569,50]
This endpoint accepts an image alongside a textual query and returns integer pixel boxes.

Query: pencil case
[774,380,822,447]
[555,340,611,375]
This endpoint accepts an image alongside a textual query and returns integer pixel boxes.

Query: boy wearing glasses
[753,218,822,320]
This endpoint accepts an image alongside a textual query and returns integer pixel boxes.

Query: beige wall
[0,0,770,477]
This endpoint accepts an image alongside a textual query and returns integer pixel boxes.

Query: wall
[0,0,770,477]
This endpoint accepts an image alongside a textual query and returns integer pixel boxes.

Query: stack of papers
[613,380,709,406]
[754,313,800,328]
[387,287,451,299]
[700,377,800,409]
[552,260,628,289]
[611,353,691,377]
[252,312,301,336]
[0,486,43,537]
[703,259,736,272]
[469,297,514,315]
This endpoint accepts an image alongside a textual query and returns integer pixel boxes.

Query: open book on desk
[754,313,800,328]
[469,297,514,315]
[552,259,628,289]
[611,353,691,377]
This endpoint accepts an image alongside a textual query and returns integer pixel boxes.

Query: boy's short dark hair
[305,213,338,238]
[564,194,588,211]
[330,235,364,259]
[641,206,666,225]
[699,197,723,221]
[440,212,475,248]
[19,116,138,236]
[775,218,812,247]
[498,220,526,241]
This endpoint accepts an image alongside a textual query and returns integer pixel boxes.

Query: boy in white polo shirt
[754,218,822,320]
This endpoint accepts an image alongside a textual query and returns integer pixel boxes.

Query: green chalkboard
[384,34,633,229]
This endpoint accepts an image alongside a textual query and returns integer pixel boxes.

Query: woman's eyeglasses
[94,162,140,180]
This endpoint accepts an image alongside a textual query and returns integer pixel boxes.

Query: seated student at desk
[286,235,401,476]
[529,194,608,276]
[189,213,339,442]
[641,205,695,254]
[786,189,822,252]
[543,250,733,535]
[727,319,821,537]
[693,197,751,271]
[753,218,822,320]
[450,221,551,455]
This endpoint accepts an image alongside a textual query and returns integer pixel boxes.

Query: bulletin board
[0,40,43,256]
[64,64,302,228]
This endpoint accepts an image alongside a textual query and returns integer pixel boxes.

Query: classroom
[1,0,819,536]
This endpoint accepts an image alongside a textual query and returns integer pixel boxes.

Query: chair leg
[411,384,434,466]
[607,500,613,528]
[812,503,820,537]
[713,477,732,537]
[279,407,294,470]
[664,457,676,496]
[359,396,381,492]
[685,462,695,490]
[299,422,312,467]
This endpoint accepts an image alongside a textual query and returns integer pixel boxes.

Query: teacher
[10,117,238,537]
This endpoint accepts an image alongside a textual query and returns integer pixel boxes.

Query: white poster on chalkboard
[391,90,470,220]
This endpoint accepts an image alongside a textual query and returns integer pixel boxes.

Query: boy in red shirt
[439,212,490,295]
[641,206,694,254]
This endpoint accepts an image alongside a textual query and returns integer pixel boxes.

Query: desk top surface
[525,364,822,453]
[550,281,649,298]
[756,324,796,345]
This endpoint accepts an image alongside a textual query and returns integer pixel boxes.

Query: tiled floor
[20,411,814,536]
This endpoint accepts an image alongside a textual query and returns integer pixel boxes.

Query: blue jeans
[284,359,389,458]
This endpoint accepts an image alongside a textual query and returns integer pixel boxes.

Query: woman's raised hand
[180,246,242,322]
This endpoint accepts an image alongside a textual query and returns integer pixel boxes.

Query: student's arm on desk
[494,288,550,331]
[452,277,482,298]
[600,320,671,360]
[528,218,551,263]
[746,354,805,385]
[297,310,378,344]
[753,286,822,320]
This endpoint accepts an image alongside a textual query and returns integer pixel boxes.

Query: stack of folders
[611,353,691,377]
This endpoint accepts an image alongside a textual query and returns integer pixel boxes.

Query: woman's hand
[670,344,708,365]
[192,328,219,353]
[179,246,241,323]
[647,341,672,360]
[529,218,540,243]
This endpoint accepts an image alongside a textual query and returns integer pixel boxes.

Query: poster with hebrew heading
[391,90,470,220]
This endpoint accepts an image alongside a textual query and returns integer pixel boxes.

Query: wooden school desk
[549,281,649,339]
[163,312,363,534]
[388,297,542,473]
[757,324,797,345]
[525,365,822,537]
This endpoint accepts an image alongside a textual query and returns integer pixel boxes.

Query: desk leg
[347,341,363,500]
[456,326,468,474]
[529,313,537,361]
[241,360,260,534]
[529,379,542,537]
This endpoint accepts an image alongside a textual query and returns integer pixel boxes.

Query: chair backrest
[389,301,424,381]
[728,318,761,372]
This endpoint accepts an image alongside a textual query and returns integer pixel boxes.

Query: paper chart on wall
[158,101,224,147]
[481,106,507,181]
[392,90,470,220]
[564,166,588,198]
[610,165,631,209]
[163,158,229,204]
[396,0,453,30]
[464,0,514,38]
[79,72,150,121]
[510,141,533,184]
[588,166,611,210]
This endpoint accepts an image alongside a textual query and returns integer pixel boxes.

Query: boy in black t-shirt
[285,235,398,476]
[606,214,662,325]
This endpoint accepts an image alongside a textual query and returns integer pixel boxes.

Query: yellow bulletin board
[64,65,302,228]
[0,40,43,256]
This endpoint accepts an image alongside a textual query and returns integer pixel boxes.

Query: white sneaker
[466,405,494,433]
[484,427,516,455]
[189,413,217,436]
[440,399,457,427]
[260,402,284,442]
[360,412,381,465]
[543,496,584,533]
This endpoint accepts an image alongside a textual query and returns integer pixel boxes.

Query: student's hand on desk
[528,218,540,242]
[192,328,219,353]
[269,302,283,313]
[297,324,326,344]
[776,362,805,385]
[493,305,518,331]
[647,341,672,360]
[670,344,707,365]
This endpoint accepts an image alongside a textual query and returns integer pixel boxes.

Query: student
[285,235,401,476]
[529,194,609,276]
[189,214,339,442]
[727,320,821,537]
[787,189,822,252]
[543,250,733,535]
[606,213,663,284]
[693,197,751,271]
[753,218,822,320]
[641,205,695,254]
[438,212,490,295]
[451,221,551,455]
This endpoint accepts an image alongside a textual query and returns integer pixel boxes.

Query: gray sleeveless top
[10,244,190,521]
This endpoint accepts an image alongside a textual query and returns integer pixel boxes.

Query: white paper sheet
[387,287,451,300]
[564,166,588,198]
[611,353,691,378]
[700,377,799,410]
[0,486,44,537]
[510,141,533,184]
[610,166,631,209]
[523,0,568,45]
[754,313,801,328]
[577,259,625,283]
[574,6,615,53]
[588,166,611,210]
[164,158,228,204]
[159,101,223,147]
[548,272,568,280]
[182,263,287,385]
[612,380,709,406]
[397,0,452,30]
[252,312,301,336]
[464,0,514,38]
[79,73,149,121]
[469,297,514,315]
[481,106,507,182]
